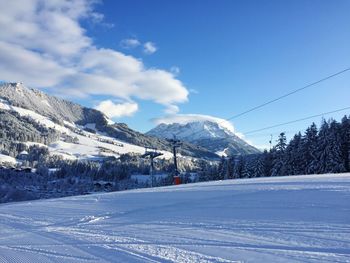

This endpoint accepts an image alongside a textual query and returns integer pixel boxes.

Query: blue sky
[1,0,350,148]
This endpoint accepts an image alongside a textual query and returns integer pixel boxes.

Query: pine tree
[217,156,227,180]
[253,154,265,177]
[285,132,303,175]
[271,132,287,176]
[276,132,287,152]
[233,156,245,178]
[340,115,350,172]
[325,120,346,173]
[312,120,329,173]
[262,149,273,177]
[226,157,234,179]
[303,123,319,174]
[242,156,255,178]
[316,119,345,174]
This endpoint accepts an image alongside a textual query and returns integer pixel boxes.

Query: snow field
[0,173,349,262]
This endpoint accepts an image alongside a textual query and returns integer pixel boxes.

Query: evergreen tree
[217,156,227,180]
[340,115,350,172]
[325,120,346,173]
[285,132,303,175]
[226,157,234,179]
[316,120,345,173]
[301,122,318,174]
[242,156,255,178]
[275,132,287,152]
[262,149,273,177]
[271,132,287,176]
[233,156,245,178]
[253,154,265,177]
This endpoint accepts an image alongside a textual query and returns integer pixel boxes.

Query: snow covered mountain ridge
[0,82,112,125]
[147,120,260,156]
[148,120,235,141]
[0,82,218,161]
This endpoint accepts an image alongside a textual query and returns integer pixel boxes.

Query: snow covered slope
[148,120,260,156]
[0,82,218,159]
[1,173,349,262]
[0,98,170,159]
[0,82,108,124]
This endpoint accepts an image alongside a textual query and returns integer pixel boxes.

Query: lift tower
[167,137,182,184]
[142,148,163,187]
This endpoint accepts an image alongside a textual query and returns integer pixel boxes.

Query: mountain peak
[147,120,234,141]
[1,82,25,91]
[147,120,260,156]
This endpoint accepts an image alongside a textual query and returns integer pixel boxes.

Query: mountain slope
[0,173,349,262]
[0,82,218,160]
[147,120,260,156]
[0,82,103,124]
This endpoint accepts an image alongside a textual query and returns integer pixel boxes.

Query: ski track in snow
[0,173,350,262]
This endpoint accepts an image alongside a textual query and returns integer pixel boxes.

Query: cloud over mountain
[152,114,235,134]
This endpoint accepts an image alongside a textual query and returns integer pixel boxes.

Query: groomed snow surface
[0,173,349,262]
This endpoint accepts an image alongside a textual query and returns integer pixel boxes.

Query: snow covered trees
[1,115,349,204]
[316,120,345,173]
[340,116,350,172]
[303,123,319,174]
[230,116,350,178]
[271,132,287,176]
[0,110,60,146]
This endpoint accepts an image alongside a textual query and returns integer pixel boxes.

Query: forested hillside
[214,116,350,180]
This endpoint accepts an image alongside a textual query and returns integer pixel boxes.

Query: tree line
[1,115,349,203]
[214,116,350,180]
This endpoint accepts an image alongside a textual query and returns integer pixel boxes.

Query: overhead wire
[181,106,350,151]
[243,106,350,135]
[225,67,350,122]
[172,67,350,139]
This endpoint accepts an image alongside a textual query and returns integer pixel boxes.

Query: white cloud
[60,48,189,105]
[164,105,179,115]
[120,38,141,49]
[0,0,92,59]
[120,38,158,55]
[170,66,180,76]
[95,100,138,118]
[153,114,235,134]
[0,0,188,117]
[135,69,188,104]
[189,88,199,94]
[143,42,157,54]
[0,41,72,87]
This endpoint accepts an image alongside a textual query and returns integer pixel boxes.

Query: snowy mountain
[0,82,218,162]
[0,82,106,124]
[147,120,260,156]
